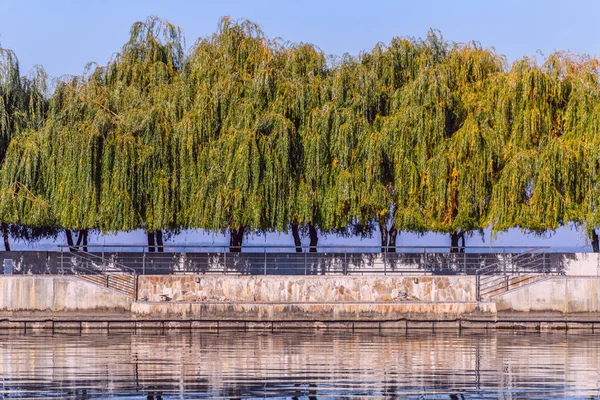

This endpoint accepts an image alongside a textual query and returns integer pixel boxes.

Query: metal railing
[57,245,553,277]
[59,248,137,298]
[475,248,557,300]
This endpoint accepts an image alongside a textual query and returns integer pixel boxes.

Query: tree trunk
[155,230,164,252]
[81,229,88,252]
[291,223,302,253]
[388,225,398,253]
[147,231,155,252]
[75,230,83,250]
[592,230,599,253]
[379,218,388,253]
[450,231,461,253]
[65,229,74,249]
[230,226,245,252]
[450,231,466,253]
[308,223,318,253]
[1,223,9,252]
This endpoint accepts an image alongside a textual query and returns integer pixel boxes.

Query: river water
[1,329,599,399]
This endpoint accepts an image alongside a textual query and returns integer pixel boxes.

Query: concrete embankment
[137,275,477,303]
[132,274,487,321]
[2,262,600,330]
[0,276,132,315]
[494,276,600,314]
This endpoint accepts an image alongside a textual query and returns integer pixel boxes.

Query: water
[1,330,600,399]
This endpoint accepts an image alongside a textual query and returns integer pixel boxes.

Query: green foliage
[2,17,600,248]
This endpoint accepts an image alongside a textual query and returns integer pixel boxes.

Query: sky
[2,0,600,78]
[0,0,597,250]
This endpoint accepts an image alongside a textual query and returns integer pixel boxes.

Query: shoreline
[3,268,600,330]
[1,316,600,331]
[2,310,600,331]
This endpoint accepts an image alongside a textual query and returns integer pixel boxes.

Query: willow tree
[178,17,299,251]
[287,55,347,251]
[489,55,576,241]
[418,41,505,251]
[552,56,600,251]
[0,49,50,250]
[95,16,184,251]
[354,34,449,252]
[255,41,328,252]
[40,74,106,250]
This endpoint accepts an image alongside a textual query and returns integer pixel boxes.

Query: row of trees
[1,16,600,252]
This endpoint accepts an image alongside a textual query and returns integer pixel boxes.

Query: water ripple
[0,330,599,398]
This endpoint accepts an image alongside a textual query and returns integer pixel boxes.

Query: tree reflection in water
[0,330,599,398]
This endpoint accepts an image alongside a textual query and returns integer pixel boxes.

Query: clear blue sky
[0,0,596,249]
[1,0,600,78]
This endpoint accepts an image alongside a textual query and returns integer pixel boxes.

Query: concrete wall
[557,253,600,275]
[493,277,600,314]
[5,272,600,321]
[132,300,494,321]
[0,276,132,314]
[137,275,477,303]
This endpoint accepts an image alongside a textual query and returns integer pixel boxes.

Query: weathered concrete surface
[558,253,600,275]
[132,301,495,321]
[137,275,476,303]
[493,277,600,314]
[0,276,132,314]
[8,273,600,325]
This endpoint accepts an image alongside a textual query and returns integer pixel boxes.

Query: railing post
[476,273,480,301]
[423,248,427,271]
[463,251,467,275]
[304,250,307,275]
[384,248,387,276]
[344,248,347,275]
[264,247,267,275]
[505,274,509,291]
[60,246,64,274]
[503,248,507,276]
[142,249,146,276]
[224,248,227,272]
[543,253,547,275]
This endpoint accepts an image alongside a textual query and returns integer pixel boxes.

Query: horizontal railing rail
[475,249,558,300]
[52,245,554,277]
[59,249,137,298]
[57,244,552,252]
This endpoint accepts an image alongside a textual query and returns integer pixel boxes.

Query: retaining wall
[494,276,600,314]
[132,301,493,321]
[0,276,132,314]
[137,275,477,303]
[4,266,600,323]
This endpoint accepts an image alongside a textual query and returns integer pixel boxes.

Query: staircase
[59,249,137,299]
[476,250,553,301]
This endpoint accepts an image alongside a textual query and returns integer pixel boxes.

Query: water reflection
[0,329,599,398]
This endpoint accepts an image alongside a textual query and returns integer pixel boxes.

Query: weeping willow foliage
[0,48,51,227]
[421,42,506,235]
[4,17,600,248]
[374,33,452,233]
[98,17,184,233]
[179,17,279,232]
[489,54,582,234]
[178,17,330,235]
[41,74,105,230]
